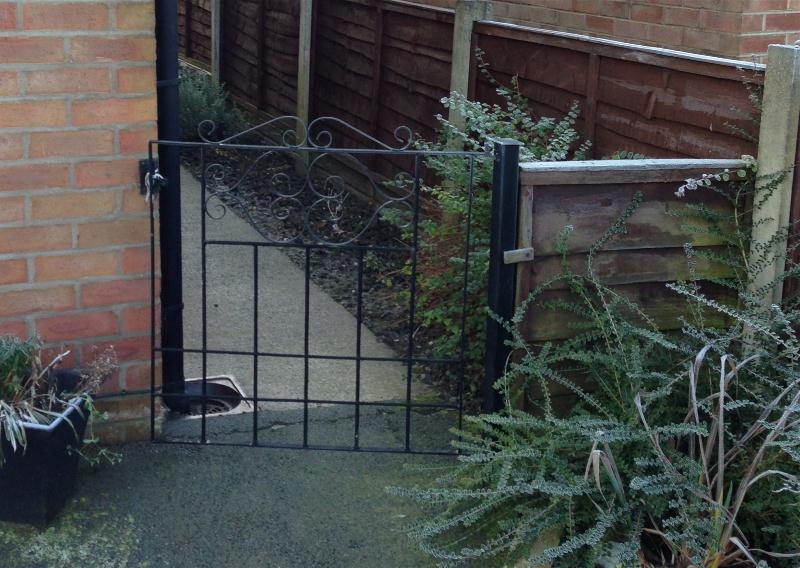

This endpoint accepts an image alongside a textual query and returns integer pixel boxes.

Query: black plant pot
[0,370,89,526]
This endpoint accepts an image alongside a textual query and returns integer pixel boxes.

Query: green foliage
[408,59,590,407]
[392,163,800,566]
[179,64,243,142]
[0,503,142,567]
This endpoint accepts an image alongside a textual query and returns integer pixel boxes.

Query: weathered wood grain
[516,160,743,344]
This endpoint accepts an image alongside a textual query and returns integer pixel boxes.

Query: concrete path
[179,167,435,407]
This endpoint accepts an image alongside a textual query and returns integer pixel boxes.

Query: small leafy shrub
[391,164,800,566]
[405,61,590,407]
[179,64,243,142]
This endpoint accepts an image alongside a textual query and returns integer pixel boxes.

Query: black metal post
[155,0,185,398]
[483,139,522,413]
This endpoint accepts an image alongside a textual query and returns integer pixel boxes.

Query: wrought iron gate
[145,116,509,454]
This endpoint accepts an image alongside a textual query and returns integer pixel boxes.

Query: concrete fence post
[749,44,800,307]
[210,0,222,83]
[448,0,492,132]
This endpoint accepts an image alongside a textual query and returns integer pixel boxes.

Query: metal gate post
[483,139,522,413]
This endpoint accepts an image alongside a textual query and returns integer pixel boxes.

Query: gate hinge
[503,247,534,265]
[139,159,167,198]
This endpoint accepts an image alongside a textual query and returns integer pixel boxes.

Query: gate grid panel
[146,116,489,454]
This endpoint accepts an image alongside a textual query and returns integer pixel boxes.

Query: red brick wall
[0,1,159,441]
[418,0,800,61]
[742,0,800,61]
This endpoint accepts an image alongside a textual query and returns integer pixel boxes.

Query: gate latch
[139,159,167,198]
[503,247,534,265]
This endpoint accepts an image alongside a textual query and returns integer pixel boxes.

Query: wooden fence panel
[220,0,261,105]
[260,0,300,116]
[473,22,764,160]
[179,0,212,66]
[515,159,747,343]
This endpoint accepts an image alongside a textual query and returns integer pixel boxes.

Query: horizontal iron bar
[153,438,458,456]
[156,392,459,409]
[150,139,489,157]
[154,346,461,365]
[204,239,411,253]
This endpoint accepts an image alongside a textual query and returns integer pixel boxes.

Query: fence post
[297,0,314,141]
[483,139,522,413]
[749,44,800,307]
[448,0,492,132]
[210,0,221,83]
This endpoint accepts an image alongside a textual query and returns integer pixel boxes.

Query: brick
[122,361,159,390]
[34,251,118,282]
[81,277,150,307]
[119,126,158,155]
[70,37,155,63]
[0,163,70,192]
[701,10,742,33]
[0,196,24,224]
[0,4,14,30]
[78,218,149,248]
[82,334,150,362]
[0,319,29,339]
[586,15,615,33]
[75,159,139,188]
[0,225,72,254]
[26,68,111,95]
[745,0,788,10]
[73,96,157,126]
[116,3,155,31]
[0,286,74,318]
[24,3,108,30]
[0,134,24,161]
[0,37,64,64]
[740,33,786,53]
[37,311,118,342]
[0,258,27,285]
[742,14,765,32]
[663,7,701,27]
[30,130,114,159]
[122,187,150,213]
[121,305,151,333]
[573,0,630,18]
[764,13,800,31]
[631,4,663,23]
[0,72,18,96]
[39,344,77,369]
[31,191,117,220]
[122,247,154,274]
[0,101,68,128]
[116,66,156,93]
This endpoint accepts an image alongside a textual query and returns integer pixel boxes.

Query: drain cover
[170,378,245,416]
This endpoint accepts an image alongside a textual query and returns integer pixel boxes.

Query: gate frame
[145,116,500,454]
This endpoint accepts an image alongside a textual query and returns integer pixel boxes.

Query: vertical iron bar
[200,146,208,443]
[484,139,522,413]
[303,247,311,447]
[457,156,476,431]
[354,249,364,450]
[252,245,259,446]
[148,142,157,441]
[404,155,422,451]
